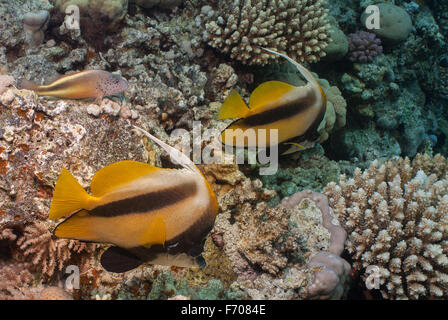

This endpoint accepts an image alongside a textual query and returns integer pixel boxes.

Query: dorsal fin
[249,81,297,110]
[90,160,160,197]
[133,126,199,173]
[141,216,166,248]
[261,48,320,88]
[218,90,250,119]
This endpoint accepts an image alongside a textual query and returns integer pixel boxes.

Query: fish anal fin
[141,216,166,248]
[90,160,160,197]
[100,246,143,273]
[49,168,96,220]
[249,81,297,110]
[218,90,250,119]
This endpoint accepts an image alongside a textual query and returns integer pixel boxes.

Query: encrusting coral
[204,0,331,65]
[22,10,50,49]
[204,163,351,299]
[347,31,383,64]
[280,190,350,299]
[324,154,448,299]
[0,260,74,299]
[0,261,34,300]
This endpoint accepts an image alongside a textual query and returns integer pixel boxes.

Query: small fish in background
[17,70,128,102]
[218,48,327,154]
[48,126,218,273]
[0,75,15,95]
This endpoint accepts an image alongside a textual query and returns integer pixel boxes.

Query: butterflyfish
[218,48,326,152]
[18,70,128,101]
[48,126,218,273]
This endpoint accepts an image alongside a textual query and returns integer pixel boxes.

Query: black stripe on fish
[285,99,327,144]
[89,181,198,217]
[242,95,316,127]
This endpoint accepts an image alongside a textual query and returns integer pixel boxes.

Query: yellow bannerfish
[48,126,218,273]
[219,48,327,153]
[18,70,128,101]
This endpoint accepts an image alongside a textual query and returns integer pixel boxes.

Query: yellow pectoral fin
[141,216,166,248]
[49,168,96,220]
[54,210,97,241]
[284,142,306,150]
[249,81,296,110]
[90,160,160,197]
[217,90,250,119]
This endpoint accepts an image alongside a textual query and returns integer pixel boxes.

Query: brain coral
[323,154,448,299]
[205,0,331,65]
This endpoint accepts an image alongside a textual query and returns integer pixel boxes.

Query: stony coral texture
[205,0,331,65]
[323,154,448,299]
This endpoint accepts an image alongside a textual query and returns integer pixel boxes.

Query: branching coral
[205,0,331,65]
[15,222,96,279]
[324,154,448,299]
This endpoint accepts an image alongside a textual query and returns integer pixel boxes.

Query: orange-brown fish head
[103,73,128,96]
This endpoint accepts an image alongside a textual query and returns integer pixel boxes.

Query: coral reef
[280,190,350,299]
[207,164,351,299]
[324,154,448,299]
[0,0,446,302]
[131,0,183,9]
[259,147,345,200]
[22,10,50,49]
[323,16,348,61]
[204,0,331,65]
[15,222,96,279]
[0,261,34,300]
[348,31,383,63]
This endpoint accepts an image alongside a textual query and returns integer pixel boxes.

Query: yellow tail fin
[49,168,96,220]
[217,90,250,119]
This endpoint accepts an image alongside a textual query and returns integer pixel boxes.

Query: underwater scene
[0,0,447,302]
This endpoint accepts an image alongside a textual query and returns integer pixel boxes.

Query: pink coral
[348,31,383,63]
[15,222,96,279]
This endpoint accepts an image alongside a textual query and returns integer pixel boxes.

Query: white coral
[205,0,330,65]
[324,155,448,299]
